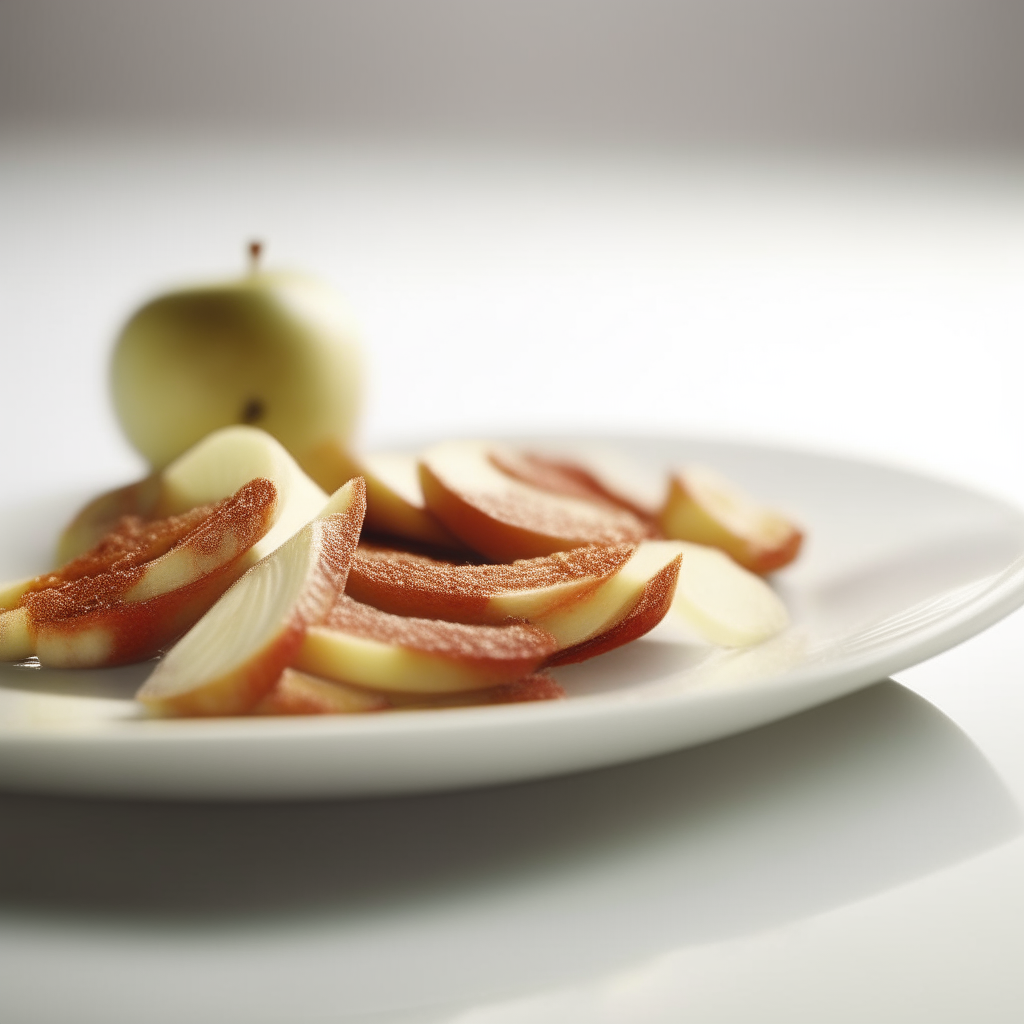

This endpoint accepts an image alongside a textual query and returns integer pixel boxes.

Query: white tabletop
[2,133,1023,1023]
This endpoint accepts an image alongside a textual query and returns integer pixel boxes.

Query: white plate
[2,436,1024,801]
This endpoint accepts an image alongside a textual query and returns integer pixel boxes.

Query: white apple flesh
[136,477,366,716]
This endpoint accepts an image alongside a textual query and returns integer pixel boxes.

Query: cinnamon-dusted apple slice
[294,596,559,695]
[347,539,681,665]
[136,477,366,717]
[1,479,280,667]
[57,425,328,565]
[253,668,564,715]
[670,541,790,647]
[419,440,655,561]
[657,465,803,574]
[346,541,636,624]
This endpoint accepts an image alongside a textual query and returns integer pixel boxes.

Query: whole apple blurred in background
[110,243,363,491]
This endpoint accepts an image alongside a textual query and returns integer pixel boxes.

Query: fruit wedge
[346,539,681,666]
[253,668,564,714]
[136,477,366,716]
[670,541,790,647]
[293,595,559,695]
[0,479,279,667]
[57,425,328,565]
[419,440,654,561]
[657,465,802,574]
[346,541,636,624]
[317,446,464,548]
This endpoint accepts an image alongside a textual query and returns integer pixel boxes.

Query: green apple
[110,253,363,488]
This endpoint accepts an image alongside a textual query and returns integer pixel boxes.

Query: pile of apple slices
[139,435,796,717]
[0,428,799,717]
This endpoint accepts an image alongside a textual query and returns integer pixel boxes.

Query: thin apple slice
[657,465,802,574]
[347,538,681,666]
[294,595,559,695]
[254,668,564,714]
[3,478,279,668]
[669,541,790,647]
[419,440,655,561]
[136,477,366,716]
[57,425,328,565]
[346,541,635,624]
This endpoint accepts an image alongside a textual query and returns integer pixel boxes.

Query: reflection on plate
[2,436,1024,800]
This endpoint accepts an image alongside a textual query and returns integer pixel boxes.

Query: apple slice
[657,465,803,574]
[294,595,559,695]
[1,478,280,668]
[254,668,564,714]
[347,538,680,666]
[419,440,655,561]
[1,499,219,650]
[670,541,790,647]
[57,425,328,565]
[136,477,366,716]
[346,541,635,624]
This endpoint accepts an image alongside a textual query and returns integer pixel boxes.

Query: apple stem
[248,240,263,275]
